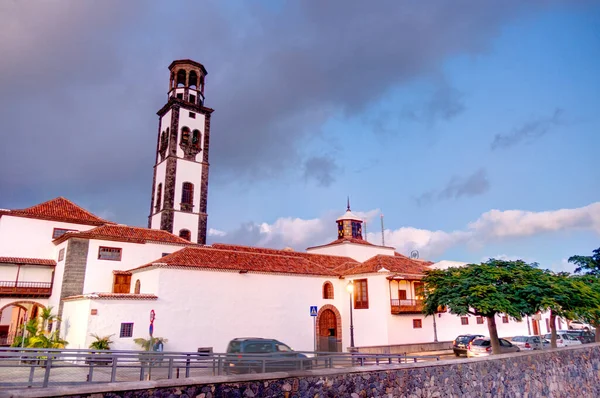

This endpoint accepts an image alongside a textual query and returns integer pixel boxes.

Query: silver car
[543,332,582,347]
[467,337,520,357]
[510,335,549,350]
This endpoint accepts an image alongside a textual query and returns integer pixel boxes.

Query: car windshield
[512,336,527,342]
[456,336,475,343]
[227,341,241,353]
[472,339,490,346]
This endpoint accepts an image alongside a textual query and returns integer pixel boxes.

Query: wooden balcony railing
[390,299,424,314]
[0,281,52,297]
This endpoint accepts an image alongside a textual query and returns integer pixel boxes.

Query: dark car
[224,338,312,374]
[566,329,596,344]
[453,334,484,357]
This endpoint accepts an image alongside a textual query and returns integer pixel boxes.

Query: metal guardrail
[0,347,440,388]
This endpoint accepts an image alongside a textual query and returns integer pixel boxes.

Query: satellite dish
[410,250,419,259]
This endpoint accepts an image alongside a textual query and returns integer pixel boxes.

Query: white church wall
[345,274,390,347]
[0,216,94,259]
[308,243,395,262]
[82,240,185,293]
[129,267,161,295]
[173,212,199,243]
[173,161,204,210]
[61,299,91,350]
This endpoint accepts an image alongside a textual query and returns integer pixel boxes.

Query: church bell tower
[148,59,214,244]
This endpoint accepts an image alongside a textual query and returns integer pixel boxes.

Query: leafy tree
[568,247,600,275]
[134,337,168,351]
[423,259,547,354]
[89,334,114,350]
[10,307,67,349]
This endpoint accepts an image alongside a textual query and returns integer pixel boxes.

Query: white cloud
[210,202,600,261]
[208,228,227,237]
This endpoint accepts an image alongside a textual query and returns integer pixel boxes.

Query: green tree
[423,259,547,354]
[133,337,168,351]
[569,247,600,275]
[569,247,600,341]
[89,334,114,350]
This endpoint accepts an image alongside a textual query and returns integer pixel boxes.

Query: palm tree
[134,337,168,351]
[39,306,59,333]
[89,334,114,350]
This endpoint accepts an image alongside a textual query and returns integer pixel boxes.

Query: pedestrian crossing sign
[310,306,318,316]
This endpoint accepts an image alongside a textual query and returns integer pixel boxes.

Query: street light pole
[346,281,355,348]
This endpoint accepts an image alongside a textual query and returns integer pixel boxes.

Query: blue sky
[0,1,598,270]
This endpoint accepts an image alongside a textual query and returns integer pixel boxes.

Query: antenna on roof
[410,250,419,259]
[364,220,367,242]
[347,196,351,211]
[380,213,385,246]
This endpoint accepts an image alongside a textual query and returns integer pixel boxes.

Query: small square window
[461,317,469,325]
[502,315,509,324]
[53,228,76,239]
[413,319,422,329]
[189,95,196,104]
[176,93,183,100]
[58,248,65,262]
[99,247,122,261]
[120,323,134,338]
[476,316,484,324]
[189,112,196,118]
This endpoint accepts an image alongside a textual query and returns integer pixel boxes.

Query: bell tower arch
[148,59,214,244]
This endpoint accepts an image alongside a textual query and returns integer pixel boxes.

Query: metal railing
[0,281,52,297]
[390,299,424,314]
[0,347,440,389]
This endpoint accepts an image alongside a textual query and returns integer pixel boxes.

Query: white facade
[308,242,395,262]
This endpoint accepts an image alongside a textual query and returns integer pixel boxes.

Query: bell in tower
[148,59,214,245]
[336,198,363,240]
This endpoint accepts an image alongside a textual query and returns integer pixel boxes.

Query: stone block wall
[5,344,600,398]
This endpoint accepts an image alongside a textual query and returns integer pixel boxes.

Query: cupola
[336,198,363,240]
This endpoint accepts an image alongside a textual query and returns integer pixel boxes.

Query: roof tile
[0,257,56,266]
[1,197,110,226]
[54,224,192,245]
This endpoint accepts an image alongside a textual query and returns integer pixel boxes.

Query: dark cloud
[0,1,568,224]
[415,168,490,206]
[491,108,564,150]
[303,156,340,187]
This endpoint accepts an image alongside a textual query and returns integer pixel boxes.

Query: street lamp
[346,281,355,348]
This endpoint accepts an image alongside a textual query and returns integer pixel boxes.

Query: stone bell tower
[148,59,214,244]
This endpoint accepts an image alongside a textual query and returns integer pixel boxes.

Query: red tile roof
[0,257,56,266]
[306,237,394,250]
[0,197,111,226]
[342,255,433,277]
[63,293,158,301]
[132,246,344,276]
[53,224,192,245]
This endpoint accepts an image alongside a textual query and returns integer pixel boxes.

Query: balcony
[0,281,52,298]
[390,299,424,315]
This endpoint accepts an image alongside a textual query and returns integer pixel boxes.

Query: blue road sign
[310,306,318,317]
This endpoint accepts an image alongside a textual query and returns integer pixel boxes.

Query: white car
[568,320,592,330]
[467,337,520,357]
[543,332,582,347]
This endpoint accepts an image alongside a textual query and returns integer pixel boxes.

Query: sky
[0,1,598,271]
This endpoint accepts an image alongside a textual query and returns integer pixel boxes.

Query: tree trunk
[486,315,501,354]
[550,310,557,349]
[595,324,600,343]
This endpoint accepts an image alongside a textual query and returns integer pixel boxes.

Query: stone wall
[4,344,600,398]
[357,341,452,355]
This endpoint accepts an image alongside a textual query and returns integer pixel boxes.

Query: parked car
[452,334,485,357]
[224,338,312,374]
[467,337,520,358]
[510,335,550,351]
[566,330,595,344]
[568,320,592,331]
[543,332,582,347]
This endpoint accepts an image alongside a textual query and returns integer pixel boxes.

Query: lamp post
[346,281,355,349]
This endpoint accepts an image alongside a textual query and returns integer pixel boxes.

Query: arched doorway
[0,301,45,346]
[316,305,342,352]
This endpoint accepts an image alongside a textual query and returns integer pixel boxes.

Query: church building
[0,60,539,353]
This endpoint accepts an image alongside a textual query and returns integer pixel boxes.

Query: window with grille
[323,282,334,299]
[53,228,76,239]
[413,319,422,328]
[477,316,484,324]
[120,323,134,338]
[461,317,469,325]
[353,279,369,309]
[181,182,194,211]
[98,247,122,261]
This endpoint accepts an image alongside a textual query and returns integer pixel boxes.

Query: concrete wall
[10,344,600,398]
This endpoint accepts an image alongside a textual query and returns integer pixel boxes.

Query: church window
[99,247,122,261]
[189,95,196,104]
[58,248,65,262]
[323,281,334,299]
[52,228,76,239]
[189,112,196,119]
[134,279,141,294]
[112,273,131,293]
[189,70,198,88]
[353,279,369,309]
[120,322,134,338]
[181,127,190,144]
[155,183,162,212]
[192,129,200,147]
[177,93,183,100]
[179,229,191,241]
[181,182,194,209]
[351,221,362,239]
[176,69,186,86]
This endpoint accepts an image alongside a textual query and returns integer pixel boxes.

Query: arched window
[192,129,200,147]
[181,182,194,211]
[134,279,141,294]
[323,281,334,299]
[189,70,198,88]
[155,183,162,212]
[181,126,190,144]
[179,229,191,241]
[176,69,187,87]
